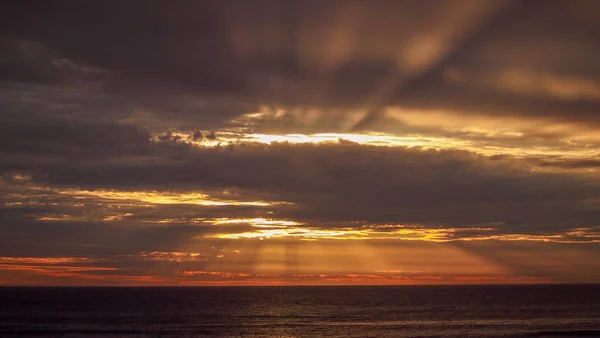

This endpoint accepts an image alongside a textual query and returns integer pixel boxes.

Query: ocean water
[1,285,599,337]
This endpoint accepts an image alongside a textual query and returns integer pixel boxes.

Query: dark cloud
[531,158,600,169]
[0,37,104,85]
[2,119,598,233]
[2,0,599,128]
[0,119,150,159]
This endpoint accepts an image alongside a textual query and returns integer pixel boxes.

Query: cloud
[2,0,600,284]
[531,158,600,170]
[0,37,106,85]
[2,1,599,129]
[2,121,599,238]
[0,119,150,159]
[445,67,600,102]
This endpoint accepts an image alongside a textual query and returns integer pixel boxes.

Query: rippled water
[1,285,599,337]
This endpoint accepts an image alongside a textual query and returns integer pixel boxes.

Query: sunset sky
[1,0,600,285]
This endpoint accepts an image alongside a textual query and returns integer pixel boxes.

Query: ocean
[1,285,599,337]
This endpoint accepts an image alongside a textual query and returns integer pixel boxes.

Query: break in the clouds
[1,0,600,285]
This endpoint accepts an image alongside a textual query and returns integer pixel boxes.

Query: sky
[1,0,600,286]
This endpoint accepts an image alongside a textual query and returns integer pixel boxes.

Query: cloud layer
[2,0,600,284]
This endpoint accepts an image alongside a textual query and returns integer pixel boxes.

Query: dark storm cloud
[2,0,599,129]
[3,118,598,235]
[0,37,105,85]
[0,118,150,159]
[0,0,600,258]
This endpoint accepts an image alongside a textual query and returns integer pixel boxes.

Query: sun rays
[175,237,515,285]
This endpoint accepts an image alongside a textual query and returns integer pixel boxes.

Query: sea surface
[1,285,599,337]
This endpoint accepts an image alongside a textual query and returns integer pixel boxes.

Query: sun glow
[244,133,463,148]
[210,217,303,228]
[150,105,600,162]
[60,189,283,207]
[207,224,498,241]
[210,227,365,240]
